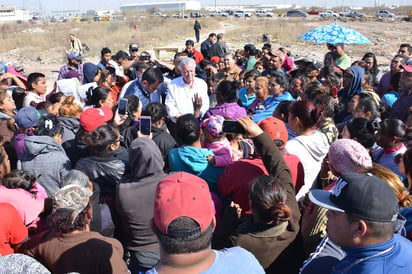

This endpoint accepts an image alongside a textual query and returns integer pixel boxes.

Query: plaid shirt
[57,64,83,83]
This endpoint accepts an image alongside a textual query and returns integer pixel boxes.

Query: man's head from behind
[153,172,215,254]
[399,64,412,92]
[217,33,224,41]
[258,117,288,149]
[309,173,398,248]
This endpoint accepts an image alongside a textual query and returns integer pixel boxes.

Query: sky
[4,0,409,14]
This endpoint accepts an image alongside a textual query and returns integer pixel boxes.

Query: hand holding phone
[118,98,128,115]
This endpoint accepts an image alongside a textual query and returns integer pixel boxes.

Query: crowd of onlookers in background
[0,33,412,273]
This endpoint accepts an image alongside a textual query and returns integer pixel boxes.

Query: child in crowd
[373,118,409,182]
[201,115,232,167]
[238,69,260,109]
[23,73,47,107]
[13,106,40,158]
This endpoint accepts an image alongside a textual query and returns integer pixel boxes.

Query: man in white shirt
[165,57,209,123]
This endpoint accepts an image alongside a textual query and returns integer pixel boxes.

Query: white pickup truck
[233,10,252,17]
[256,10,274,17]
[319,10,340,18]
[209,11,229,17]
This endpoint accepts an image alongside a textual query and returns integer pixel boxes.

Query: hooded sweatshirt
[57,116,80,145]
[18,135,71,197]
[335,66,364,123]
[117,138,166,254]
[168,145,224,192]
[82,63,99,84]
[284,130,329,201]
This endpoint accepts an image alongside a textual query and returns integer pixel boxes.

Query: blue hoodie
[335,66,365,123]
[345,65,364,98]
[82,62,99,84]
[168,145,224,192]
[252,91,295,123]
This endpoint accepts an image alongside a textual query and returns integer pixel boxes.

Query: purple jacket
[203,102,247,120]
[14,133,28,158]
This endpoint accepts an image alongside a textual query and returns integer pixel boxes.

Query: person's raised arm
[238,116,300,222]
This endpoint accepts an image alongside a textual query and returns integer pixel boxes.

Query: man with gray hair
[165,57,209,124]
[208,33,229,58]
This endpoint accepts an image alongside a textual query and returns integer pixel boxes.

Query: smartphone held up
[139,116,152,135]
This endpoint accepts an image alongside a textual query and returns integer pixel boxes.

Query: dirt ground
[4,17,411,90]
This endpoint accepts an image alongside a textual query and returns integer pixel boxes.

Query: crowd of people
[0,32,412,273]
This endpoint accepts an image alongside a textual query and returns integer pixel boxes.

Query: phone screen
[222,120,246,134]
[139,116,152,135]
[118,98,128,115]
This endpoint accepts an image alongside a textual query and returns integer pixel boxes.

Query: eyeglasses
[130,48,139,52]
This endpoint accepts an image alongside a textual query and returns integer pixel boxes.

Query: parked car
[319,10,340,18]
[154,12,168,18]
[209,11,229,17]
[234,10,252,17]
[345,11,366,18]
[286,10,308,17]
[256,10,274,17]
[190,12,206,18]
[339,10,351,16]
[376,10,395,18]
[307,10,320,15]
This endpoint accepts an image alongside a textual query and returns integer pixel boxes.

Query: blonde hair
[59,96,83,118]
[255,76,269,100]
[358,164,412,208]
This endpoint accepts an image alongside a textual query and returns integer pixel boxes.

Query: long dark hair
[249,175,291,224]
[82,124,119,157]
[85,86,110,107]
[289,100,319,130]
[175,114,200,146]
[2,170,37,196]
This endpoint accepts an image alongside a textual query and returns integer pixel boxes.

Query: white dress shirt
[165,76,209,122]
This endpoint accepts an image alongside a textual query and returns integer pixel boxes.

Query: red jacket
[183,48,204,64]
[217,152,304,215]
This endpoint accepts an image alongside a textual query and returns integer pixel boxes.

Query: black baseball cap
[129,43,139,52]
[309,173,398,223]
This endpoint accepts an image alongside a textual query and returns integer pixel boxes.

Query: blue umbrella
[299,24,372,44]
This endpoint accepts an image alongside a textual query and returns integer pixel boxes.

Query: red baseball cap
[401,64,412,73]
[258,117,288,149]
[80,106,113,132]
[153,172,215,236]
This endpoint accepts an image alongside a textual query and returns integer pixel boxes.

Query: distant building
[120,1,201,11]
[0,5,32,22]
